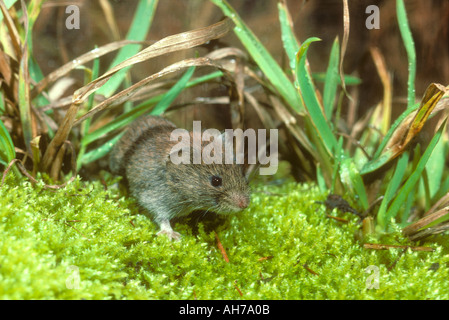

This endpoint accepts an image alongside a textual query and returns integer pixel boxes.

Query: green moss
[0,172,448,300]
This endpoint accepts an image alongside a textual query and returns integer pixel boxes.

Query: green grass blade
[77,57,101,170]
[425,134,449,198]
[150,66,196,115]
[97,0,158,98]
[340,157,369,210]
[210,0,302,112]
[376,152,409,229]
[277,1,299,72]
[312,73,361,86]
[0,118,15,165]
[396,0,416,107]
[0,91,5,114]
[383,119,447,229]
[323,37,340,120]
[331,136,344,193]
[295,37,338,154]
[80,132,125,166]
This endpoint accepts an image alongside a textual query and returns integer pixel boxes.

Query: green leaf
[396,0,416,108]
[277,1,299,71]
[323,37,340,120]
[77,57,101,170]
[339,157,369,210]
[151,65,196,115]
[312,72,361,86]
[360,103,419,175]
[376,152,409,229]
[80,132,125,166]
[295,37,338,155]
[0,118,15,165]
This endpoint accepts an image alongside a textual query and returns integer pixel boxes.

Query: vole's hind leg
[156,219,181,241]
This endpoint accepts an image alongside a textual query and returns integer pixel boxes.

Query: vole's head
[165,141,251,214]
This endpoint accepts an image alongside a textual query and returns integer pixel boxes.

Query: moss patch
[1,172,448,299]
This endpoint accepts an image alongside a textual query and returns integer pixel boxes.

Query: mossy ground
[1,169,448,300]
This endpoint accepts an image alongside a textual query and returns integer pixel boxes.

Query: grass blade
[97,0,159,98]
[277,0,299,71]
[376,152,409,229]
[396,0,416,107]
[340,157,369,210]
[72,18,231,105]
[0,118,15,165]
[79,132,124,166]
[210,0,302,112]
[384,119,447,229]
[295,37,338,154]
[312,73,361,86]
[323,37,340,120]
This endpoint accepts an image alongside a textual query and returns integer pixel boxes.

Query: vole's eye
[210,175,222,187]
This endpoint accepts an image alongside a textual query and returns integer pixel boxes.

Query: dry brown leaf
[72,18,232,105]
[370,46,392,134]
[386,83,446,154]
[99,0,121,41]
[363,243,434,252]
[32,40,145,97]
[403,206,449,237]
[73,57,231,126]
[0,0,22,60]
[339,0,350,100]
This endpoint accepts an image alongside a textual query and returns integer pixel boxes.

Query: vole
[109,115,251,240]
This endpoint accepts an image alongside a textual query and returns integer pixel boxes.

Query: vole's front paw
[157,229,182,241]
[157,219,181,241]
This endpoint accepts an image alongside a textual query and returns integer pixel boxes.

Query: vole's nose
[237,195,250,209]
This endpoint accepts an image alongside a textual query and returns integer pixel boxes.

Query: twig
[326,214,349,223]
[257,256,273,262]
[214,231,229,263]
[63,221,90,241]
[303,263,319,276]
[363,243,434,252]
[234,280,243,297]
